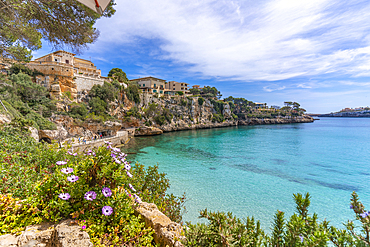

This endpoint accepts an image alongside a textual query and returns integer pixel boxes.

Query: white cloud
[91,0,370,82]
[263,85,286,92]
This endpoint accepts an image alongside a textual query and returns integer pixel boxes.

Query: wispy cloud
[93,0,370,81]
[263,85,286,92]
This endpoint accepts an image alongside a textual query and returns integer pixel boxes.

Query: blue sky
[33,0,370,114]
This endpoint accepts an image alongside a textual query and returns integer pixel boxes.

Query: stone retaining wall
[72,130,128,152]
[74,75,105,91]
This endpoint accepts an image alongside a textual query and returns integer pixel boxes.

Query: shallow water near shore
[121,117,370,231]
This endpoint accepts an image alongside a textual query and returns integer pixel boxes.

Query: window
[66,60,69,64]
[55,59,57,62]
[160,91,163,94]
[153,90,157,93]
[51,68,54,70]
[154,84,156,87]
[143,84,145,87]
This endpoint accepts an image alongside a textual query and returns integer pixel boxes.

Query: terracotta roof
[130,76,166,82]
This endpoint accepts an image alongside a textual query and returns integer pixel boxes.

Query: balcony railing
[29,61,73,68]
[74,62,97,70]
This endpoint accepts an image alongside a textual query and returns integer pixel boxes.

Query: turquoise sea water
[121,117,370,231]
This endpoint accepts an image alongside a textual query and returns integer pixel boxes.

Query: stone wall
[74,75,105,91]
[134,202,185,247]
[71,130,129,152]
[0,220,93,247]
[0,202,184,247]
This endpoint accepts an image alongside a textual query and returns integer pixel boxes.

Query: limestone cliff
[115,94,314,135]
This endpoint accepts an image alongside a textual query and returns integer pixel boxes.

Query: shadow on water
[230,163,360,192]
[271,158,289,165]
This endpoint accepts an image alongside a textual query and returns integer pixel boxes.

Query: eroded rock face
[28,127,39,142]
[38,125,68,143]
[134,126,163,136]
[0,220,92,247]
[134,202,185,247]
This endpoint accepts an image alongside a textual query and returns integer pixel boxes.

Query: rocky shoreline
[134,115,314,136]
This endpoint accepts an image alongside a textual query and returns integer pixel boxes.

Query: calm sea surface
[121,117,370,231]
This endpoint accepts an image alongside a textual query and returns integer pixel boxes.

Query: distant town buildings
[129,77,190,96]
[165,81,189,95]
[254,102,267,109]
[129,77,166,95]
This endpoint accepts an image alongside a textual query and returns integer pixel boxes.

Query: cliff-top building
[27,50,107,98]
[165,81,190,95]
[129,77,166,95]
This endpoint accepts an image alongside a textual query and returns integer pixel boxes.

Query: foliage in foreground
[184,192,370,246]
[0,125,185,246]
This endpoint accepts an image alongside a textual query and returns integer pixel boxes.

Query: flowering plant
[32,142,153,246]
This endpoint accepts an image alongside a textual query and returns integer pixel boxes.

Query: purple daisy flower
[68,151,77,156]
[84,191,97,201]
[102,187,112,197]
[360,212,369,218]
[114,158,121,164]
[112,147,120,153]
[299,234,304,243]
[102,206,113,216]
[134,194,142,203]
[67,175,79,182]
[126,171,133,178]
[124,163,131,171]
[86,150,95,156]
[61,168,73,174]
[104,141,112,145]
[56,161,67,166]
[58,193,71,200]
[111,153,117,158]
[350,205,354,209]
[129,183,136,192]
[81,225,86,230]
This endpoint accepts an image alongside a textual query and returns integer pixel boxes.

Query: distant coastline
[309,112,370,118]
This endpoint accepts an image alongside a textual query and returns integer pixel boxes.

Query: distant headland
[309,107,370,117]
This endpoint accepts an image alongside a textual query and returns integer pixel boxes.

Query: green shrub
[212,113,224,123]
[89,97,107,115]
[68,103,88,120]
[126,106,141,119]
[184,209,265,246]
[144,103,159,118]
[154,115,166,126]
[25,111,57,130]
[198,97,205,106]
[125,83,141,103]
[163,108,173,123]
[63,91,73,100]
[180,99,187,106]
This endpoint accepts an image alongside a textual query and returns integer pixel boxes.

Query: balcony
[74,62,97,70]
[29,61,73,68]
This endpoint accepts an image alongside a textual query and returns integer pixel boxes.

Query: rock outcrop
[0,220,92,247]
[117,94,314,134]
[238,115,314,125]
[134,202,185,247]
[0,114,11,125]
[134,126,163,136]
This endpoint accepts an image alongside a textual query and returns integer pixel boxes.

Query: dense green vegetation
[183,192,370,246]
[0,70,57,130]
[0,125,185,245]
